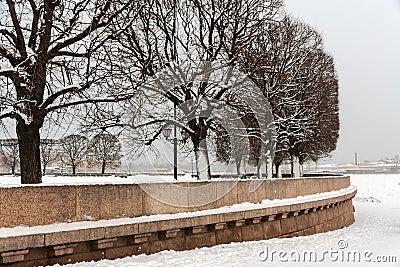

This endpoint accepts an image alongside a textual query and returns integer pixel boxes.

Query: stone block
[300,201,314,210]
[0,186,76,228]
[131,233,151,244]
[104,245,137,260]
[0,234,45,253]
[270,179,287,200]
[295,214,310,230]
[331,204,340,218]
[91,238,118,250]
[215,228,242,244]
[318,209,328,224]
[104,224,138,238]
[303,227,316,236]
[220,211,245,222]
[275,204,291,214]
[318,178,330,193]
[148,240,163,254]
[303,179,318,195]
[215,180,239,207]
[187,182,217,211]
[235,219,246,227]
[241,223,263,242]
[262,220,281,239]
[244,208,271,219]
[49,243,77,257]
[165,229,181,238]
[290,203,301,212]
[161,237,186,251]
[192,226,207,235]
[1,249,29,263]
[45,228,105,246]
[70,242,91,254]
[192,214,220,227]
[314,224,325,234]
[237,180,266,204]
[280,216,298,234]
[165,217,193,230]
[107,184,143,218]
[75,184,142,221]
[138,221,158,234]
[326,207,335,221]
[215,223,227,230]
[185,232,216,250]
[141,183,188,215]
[24,247,47,262]
[285,179,299,198]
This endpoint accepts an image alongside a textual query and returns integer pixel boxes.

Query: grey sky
[284,0,400,164]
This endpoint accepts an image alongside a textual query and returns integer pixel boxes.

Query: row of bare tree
[0,133,121,175]
[0,0,339,183]
[216,16,339,177]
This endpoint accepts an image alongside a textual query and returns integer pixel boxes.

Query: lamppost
[162,115,191,180]
[162,122,177,180]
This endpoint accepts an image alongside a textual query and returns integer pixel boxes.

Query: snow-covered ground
[46,174,400,267]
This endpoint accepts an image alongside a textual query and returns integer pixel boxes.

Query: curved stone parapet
[0,176,356,266]
[0,176,350,228]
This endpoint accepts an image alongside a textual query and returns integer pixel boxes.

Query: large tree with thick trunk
[0,0,142,183]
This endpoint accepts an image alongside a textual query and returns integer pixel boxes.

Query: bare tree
[60,134,88,174]
[239,16,339,177]
[109,0,283,180]
[40,138,57,175]
[88,133,121,174]
[0,0,144,183]
[0,138,19,174]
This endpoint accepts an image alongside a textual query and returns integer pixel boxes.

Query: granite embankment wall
[0,176,356,266]
[0,176,350,228]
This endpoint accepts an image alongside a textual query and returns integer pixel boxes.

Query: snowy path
[51,175,400,267]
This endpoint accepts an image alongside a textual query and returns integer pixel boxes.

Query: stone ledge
[0,186,357,253]
[0,186,356,266]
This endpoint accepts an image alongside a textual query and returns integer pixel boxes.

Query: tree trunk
[300,163,304,177]
[256,163,261,178]
[43,165,46,175]
[293,156,300,178]
[192,125,211,181]
[72,164,76,175]
[265,156,273,179]
[290,155,294,178]
[236,159,241,175]
[11,163,15,175]
[101,160,106,174]
[16,123,42,184]
[194,139,211,180]
[275,163,282,178]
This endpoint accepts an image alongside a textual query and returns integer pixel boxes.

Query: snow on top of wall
[0,174,346,188]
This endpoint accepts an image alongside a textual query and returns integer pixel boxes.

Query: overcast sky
[284,0,400,164]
